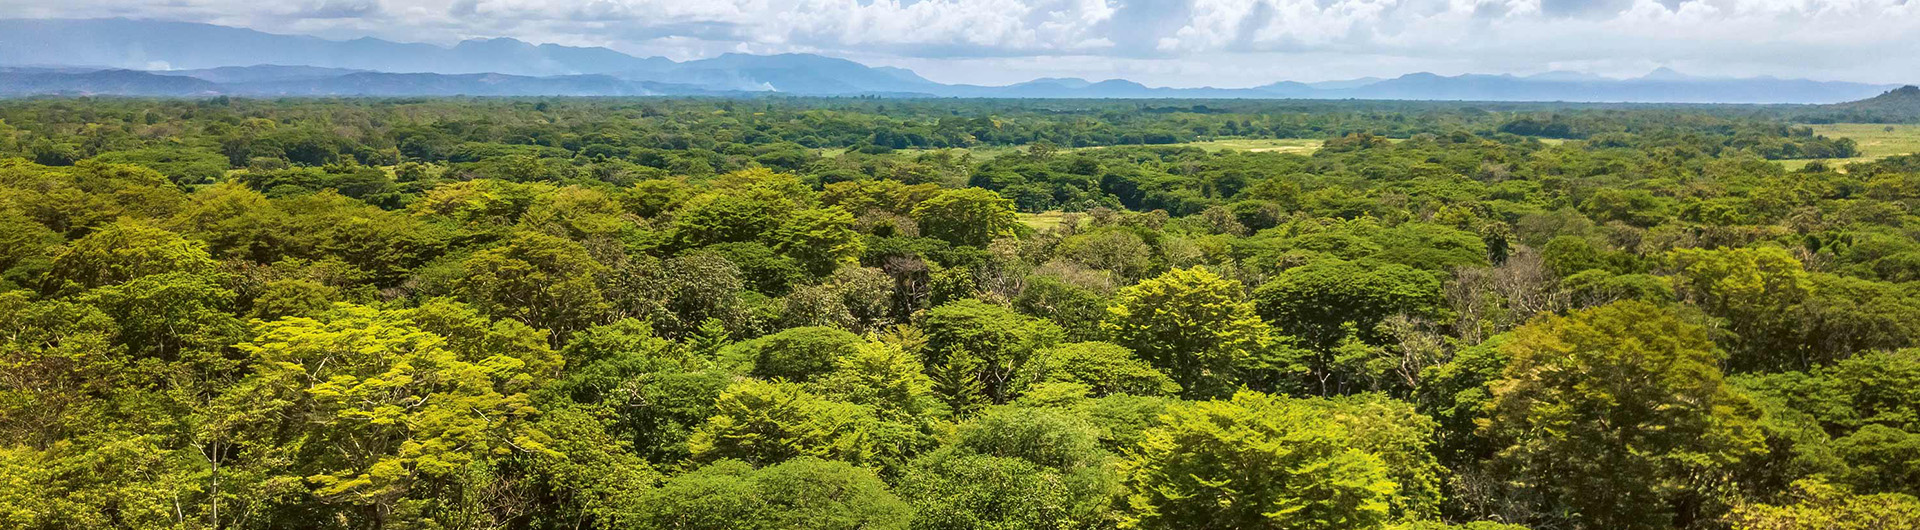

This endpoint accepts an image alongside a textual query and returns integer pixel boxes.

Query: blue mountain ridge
[0,18,1904,103]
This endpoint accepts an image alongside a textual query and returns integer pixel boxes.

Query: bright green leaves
[637,458,910,530]
[1484,301,1765,530]
[456,230,610,340]
[1120,391,1419,530]
[686,379,880,469]
[1105,266,1271,399]
[913,187,1018,247]
[773,206,865,276]
[1726,479,1920,530]
[221,304,555,523]
[47,219,219,294]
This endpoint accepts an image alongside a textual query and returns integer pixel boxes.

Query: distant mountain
[1819,85,1920,121]
[1637,67,1695,82]
[651,53,944,94]
[1331,71,1894,104]
[152,65,367,84]
[0,69,220,96]
[1836,85,1920,112]
[231,73,657,97]
[0,67,739,97]
[0,19,1908,103]
[0,18,670,76]
[1305,77,1385,90]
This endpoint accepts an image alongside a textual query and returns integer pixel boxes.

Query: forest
[0,96,1915,530]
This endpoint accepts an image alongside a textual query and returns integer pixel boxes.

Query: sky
[9,0,1920,87]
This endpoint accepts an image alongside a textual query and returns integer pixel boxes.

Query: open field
[1130,138,1324,154]
[820,137,1325,160]
[1781,123,1920,170]
[817,145,1023,160]
[1016,210,1075,231]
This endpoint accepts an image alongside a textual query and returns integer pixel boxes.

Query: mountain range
[0,18,1907,103]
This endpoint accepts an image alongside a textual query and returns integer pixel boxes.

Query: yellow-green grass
[821,138,1324,160]
[1161,138,1324,154]
[1017,210,1081,231]
[818,145,1023,160]
[1067,137,1324,154]
[1781,123,1920,170]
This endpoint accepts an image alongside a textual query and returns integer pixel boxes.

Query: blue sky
[12,0,1920,87]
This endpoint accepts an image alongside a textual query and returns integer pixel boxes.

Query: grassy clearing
[1150,138,1324,154]
[818,145,1024,160]
[1781,123,1920,170]
[1016,210,1081,232]
[820,138,1325,160]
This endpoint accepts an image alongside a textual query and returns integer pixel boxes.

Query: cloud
[7,0,1920,86]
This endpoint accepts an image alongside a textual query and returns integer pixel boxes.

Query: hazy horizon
[5,0,1918,88]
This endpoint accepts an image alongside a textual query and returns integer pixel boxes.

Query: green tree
[1023,341,1180,397]
[1254,260,1442,395]
[554,318,731,465]
[902,407,1120,530]
[1726,479,1920,530]
[686,379,881,468]
[721,326,864,383]
[923,299,1064,405]
[774,207,865,276]
[215,304,555,528]
[636,458,910,530]
[1104,266,1272,398]
[46,219,218,293]
[456,230,610,341]
[810,339,942,422]
[1667,246,1812,371]
[912,187,1018,247]
[671,191,789,249]
[1120,391,1405,530]
[1484,300,1765,530]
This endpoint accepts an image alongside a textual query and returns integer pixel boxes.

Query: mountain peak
[454,38,534,50]
[1640,67,1692,81]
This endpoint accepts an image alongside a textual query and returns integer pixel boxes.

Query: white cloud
[9,0,1920,86]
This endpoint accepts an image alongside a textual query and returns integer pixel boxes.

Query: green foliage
[1668,247,1815,371]
[556,318,732,465]
[1104,266,1271,398]
[722,325,864,382]
[913,187,1018,247]
[1120,391,1417,530]
[5,97,1920,530]
[46,219,218,293]
[457,230,611,339]
[903,407,1120,530]
[1255,259,1444,394]
[1012,274,1110,340]
[1726,479,1920,530]
[637,458,910,530]
[774,207,865,276]
[1024,341,1181,397]
[216,304,554,527]
[1484,301,1766,530]
[810,339,941,422]
[687,379,886,468]
[923,298,1064,405]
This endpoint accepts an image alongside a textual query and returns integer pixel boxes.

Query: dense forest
[0,96,1916,530]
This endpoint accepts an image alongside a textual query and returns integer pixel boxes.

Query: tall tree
[912,187,1018,247]
[1484,300,1766,530]
[1104,266,1272,398]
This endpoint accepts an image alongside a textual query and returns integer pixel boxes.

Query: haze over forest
[5,4,1920,530]
[0,17,1912,103]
